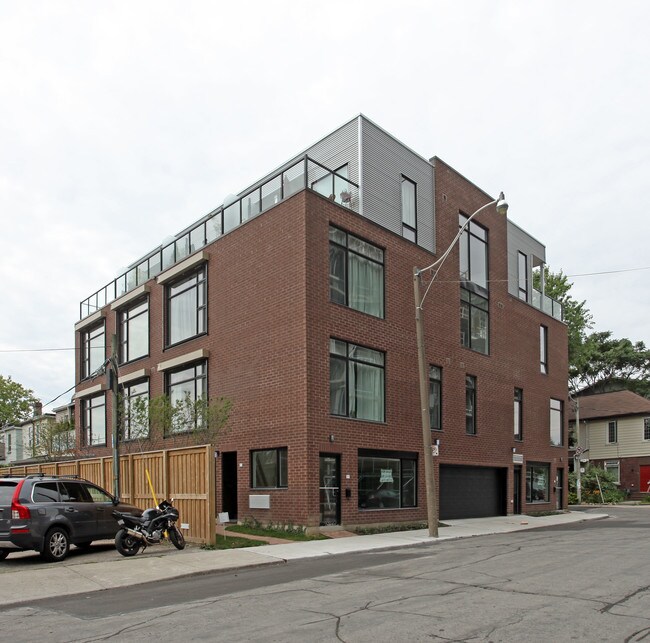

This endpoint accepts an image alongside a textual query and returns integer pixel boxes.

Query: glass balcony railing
[79,156,359,319]
[532,288,563,320]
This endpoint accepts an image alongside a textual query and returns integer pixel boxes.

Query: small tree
[568,466,626,504]
[30,416,76,460]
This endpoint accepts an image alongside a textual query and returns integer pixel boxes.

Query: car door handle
[65,507,77,513]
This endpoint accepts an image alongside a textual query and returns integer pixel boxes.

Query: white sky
[1,1,648,410]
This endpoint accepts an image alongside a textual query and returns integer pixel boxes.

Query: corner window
[540,326,548,374]
[119,299,149,364]
[550,398,563,446]
[401,176,417,242]
[526,463,549,503]
[429,366,442,431]
[514,388,523,440]
[460,288,489,354]
[358,451,417,509]
[329,226,384,318]
[82,393,106,446]
[466,375,477,435]
[607,420,618,444]
[122,380,150,441]
[604,460,620,484]
[81,323,105,379]
[518,252,528,301]
[167,266,207,346]
[330,339,385,422]
[251,448,287,488]
[166,361,207,434]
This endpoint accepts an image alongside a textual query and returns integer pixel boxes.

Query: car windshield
[0,481,18,505]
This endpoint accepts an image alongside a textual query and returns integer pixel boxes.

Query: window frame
[514,388,523,441]
[550,398,563,446]
[118,297,149,365]
[429,365,442,431]
[165,361,207,435]
[401,175,417,242]
[459,213,489,292]
[644,418,650,441]
[358,449,417,510]
[121,379,150,441]
[250,447,288,489]
[518,251,528,301]
[607,420,618,444]
[604,460,620,484]
[81,393,106,447]
[81,322,105,380]
[328,225,385,318]
[540,325,549,374]
[329,338,385,423]
[466,375,477,435]
[526,462,550,503]
[460,287,489,354]
[166,265,207,348]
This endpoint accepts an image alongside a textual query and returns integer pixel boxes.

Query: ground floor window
[358,450,417,509]
[251,448,288,488]
[604,460,620,484]
[526,463,549,503]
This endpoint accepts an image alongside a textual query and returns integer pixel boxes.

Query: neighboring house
[569,390,650,497]
[0,424,24,464]
[73,114,568,527]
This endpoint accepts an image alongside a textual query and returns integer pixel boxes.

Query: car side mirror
[112,497,119,506]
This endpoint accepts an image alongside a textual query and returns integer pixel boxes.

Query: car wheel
[0,551,9,561]
[41,527,70,562]
[115,529,141,557]
[76,541,93,550]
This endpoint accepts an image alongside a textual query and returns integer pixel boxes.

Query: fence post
[207,445,216,544]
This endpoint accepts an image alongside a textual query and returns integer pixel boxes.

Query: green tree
[568,466,626,504]
[0,375,39,427]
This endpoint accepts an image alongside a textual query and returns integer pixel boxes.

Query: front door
[221,452,238,521]
[555,468,564,510]
[513,466,522,514]
[319,454,340,526]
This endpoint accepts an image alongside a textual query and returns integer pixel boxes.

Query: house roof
[570,390,650,421]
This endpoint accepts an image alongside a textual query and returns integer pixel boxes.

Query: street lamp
[413,192,508,537]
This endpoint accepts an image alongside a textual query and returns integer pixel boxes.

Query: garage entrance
[440,465,507,520]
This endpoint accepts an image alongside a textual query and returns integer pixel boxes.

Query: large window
[166,361,207,434]
[526,463,549,503]
[167,266,207,346]
[358,451,417,509]
[81,323,105,379]
[329,226,384,318]
[429,366,442,431]
[251,448,288,488]
[466,375,477,435]
[518,252,528,301]
[607,420,618,444]
[401,176,417,242]
[514,388,523,440]
[119,299,149,363]
[82,393,106,446]
[330,339,385,422]
[122,380,149,441]
[540,326,548,374]
[550,398,563,446]
[460,289,489,354]
[459,214,488,289]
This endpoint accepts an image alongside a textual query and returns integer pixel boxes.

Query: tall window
[358,451,417,509]
[460,289,489,354]
[251,448,288,488]
[82,394,106,446]
[401,176,417,242]
[466,375,477,435]
[119,299,149,363]
[540,326,548,374]
[607,420,618,444]
[166,361,207,434]
[459,214,488,289]
[329,227,384,318]
[122,380,149,441]
[644,418,650,441]
[526,463,549,503]
[550,398,563,446]
[330,339,385,422]
[429,366,442,431]
[518,252,528,301]
[167,266,207,346]
[81,323,105,379]
[514,388,523,440]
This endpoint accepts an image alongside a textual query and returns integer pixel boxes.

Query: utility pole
[575,398,581,504]
[108,334,120,499]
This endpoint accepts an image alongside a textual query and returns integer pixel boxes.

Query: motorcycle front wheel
[115,529,141,557]
[169,526,186,550]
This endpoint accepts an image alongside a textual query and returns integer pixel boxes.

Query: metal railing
[79,156,360,319]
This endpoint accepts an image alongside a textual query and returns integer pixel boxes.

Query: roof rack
[0,473,83,480]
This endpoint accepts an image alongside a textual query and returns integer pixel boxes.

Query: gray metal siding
[303,118,360,186]
[360,119,435,252]
[507,221,546,298]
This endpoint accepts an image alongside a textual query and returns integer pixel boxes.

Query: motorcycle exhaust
[124,527,146,541]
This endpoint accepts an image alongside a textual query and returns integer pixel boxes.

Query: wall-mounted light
[512,447,516,453]
[329,434,335,443]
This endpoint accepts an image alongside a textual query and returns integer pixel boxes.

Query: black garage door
[440,465,507,520]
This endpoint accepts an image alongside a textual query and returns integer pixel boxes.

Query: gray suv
[0,474,141,562]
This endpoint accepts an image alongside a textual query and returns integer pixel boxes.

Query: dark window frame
[466,375,477,435]
[358,449,418,510]
[514,388,523,441]
[607,420,618,444]
[644,418,650,441]
[550,398,563,446]
[526,462,550,503]
[118,297,149,365]
[165,361,207,435]
[460,287,489,354]
[250,447,288,489]
[540,325,549,374]
[459,213,489,293]
[81,322,105,380]
[518,251,528,301]
[121,379,150,441]
[81,393,106,447]
[401,175,417,242]
[166,265,207,348]
[429,365,442,431]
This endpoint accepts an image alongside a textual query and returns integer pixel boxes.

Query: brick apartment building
[73,115,568,528]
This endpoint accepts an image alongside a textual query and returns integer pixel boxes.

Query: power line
[0,347,77,353]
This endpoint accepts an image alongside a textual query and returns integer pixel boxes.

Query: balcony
[79,157,359,319]
[532,288,563,321]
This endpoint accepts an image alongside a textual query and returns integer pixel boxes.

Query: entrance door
[319,454,340,526]
[555,468,564,510]
[221,452,238,521]
[513,467,522,514]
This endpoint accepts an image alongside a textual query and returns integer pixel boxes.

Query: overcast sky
[1,1,648,411]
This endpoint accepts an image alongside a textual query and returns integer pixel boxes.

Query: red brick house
[73,115,568,528]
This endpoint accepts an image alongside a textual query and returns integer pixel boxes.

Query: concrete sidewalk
[0,511,606,608]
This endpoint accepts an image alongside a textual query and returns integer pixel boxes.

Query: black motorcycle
[113,499,186,556]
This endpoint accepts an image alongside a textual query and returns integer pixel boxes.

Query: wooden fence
[1,444,215,544]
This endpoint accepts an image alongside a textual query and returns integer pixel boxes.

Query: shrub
[569,466,626,504]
